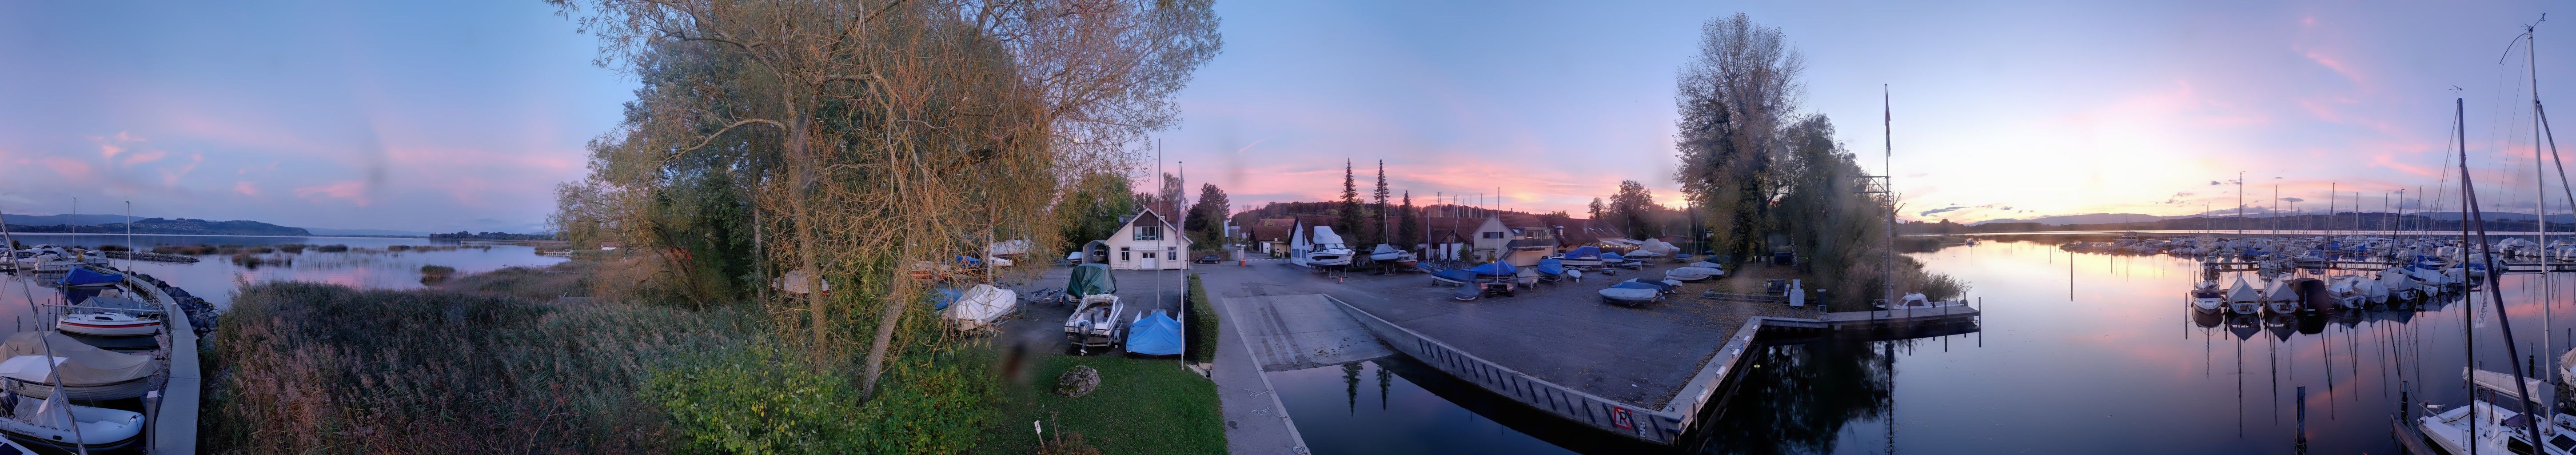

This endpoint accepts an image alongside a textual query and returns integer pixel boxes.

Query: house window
[1135,225,1163,241]
[1121,247,1131,262]
[1482,231,1503,239]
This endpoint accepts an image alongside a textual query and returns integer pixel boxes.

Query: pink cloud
[293,181,372,206]
[233,181,259,196]
[41,158,93,180]
[120,150,165,166]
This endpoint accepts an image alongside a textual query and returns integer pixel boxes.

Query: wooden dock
[2392,416,2437,455]
[1329,295,1979,446]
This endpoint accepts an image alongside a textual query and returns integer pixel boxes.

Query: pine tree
[1398,191,1420,252]
[1337,160,1362,245]
[1372,160,1392,246]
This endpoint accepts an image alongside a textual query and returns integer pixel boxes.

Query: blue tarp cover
[1124,310,1184,355]
[58,268,122,287]
[1561,246,1601,258]
[1433,269,1477,283]
[932,287,962,310]
[1467,261,1517,276]
[1535,258,1565,275]
[1611,282,1662,290]
[1599,252,1627,261]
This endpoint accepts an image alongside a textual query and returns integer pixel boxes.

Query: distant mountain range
[1972,213,2191,226]
[7,218,311,236]
[1,213,435,237]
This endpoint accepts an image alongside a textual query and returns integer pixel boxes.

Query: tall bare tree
[1674,12,1802,261]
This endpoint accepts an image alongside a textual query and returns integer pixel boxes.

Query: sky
[0,1,2567,231]
[0,1,626,233]
[1156,0,2575,223]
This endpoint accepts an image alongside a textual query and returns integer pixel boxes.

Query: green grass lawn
[974,351,1227,455]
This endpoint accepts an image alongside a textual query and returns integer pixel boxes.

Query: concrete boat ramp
[1197,262,1980,446]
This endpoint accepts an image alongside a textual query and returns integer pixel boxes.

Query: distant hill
[7,218,312,236]
[0,213,146,226]
[305,228,431,237]
[1972,213,2192,226]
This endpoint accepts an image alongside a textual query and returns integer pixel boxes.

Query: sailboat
[2224,277,2262,315]
[2418,368,2576,455]
[2189,280,2225,313]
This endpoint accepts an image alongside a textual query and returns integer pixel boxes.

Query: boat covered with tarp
[1599,282,1663,307]
[1425,266,1475,286]
[0,332,156,400]
[1066,263,1117,298]
[54,268,121,289]
[1552,246,1604,267]
[941,284,1017,331]
[1123,310,1184,356]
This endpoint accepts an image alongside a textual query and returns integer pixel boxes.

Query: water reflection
[1686,339,1893,455]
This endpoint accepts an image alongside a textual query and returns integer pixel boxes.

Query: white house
[1102,208,1192,270]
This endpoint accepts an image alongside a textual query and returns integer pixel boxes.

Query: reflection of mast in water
[1376,362,1390,411]
[2238,321,2247,437]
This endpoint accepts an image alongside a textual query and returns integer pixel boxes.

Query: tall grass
[205,261,757,454]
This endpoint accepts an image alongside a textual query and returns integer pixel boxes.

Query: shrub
[1184,274,1217,364]
[93,244,128,252]
[278,244,306,254]
[648,339,994,455]
[389,244,414,251]
[315,244,351,252]
[206,272,754,454]
[419,265,458,284]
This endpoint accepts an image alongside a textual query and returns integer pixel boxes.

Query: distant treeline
[1902,213,2576,234]
[6,218,310,236]
[427,231,556,240]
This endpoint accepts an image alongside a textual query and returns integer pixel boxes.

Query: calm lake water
[1,233,566,309]
[1272,238,2576,454]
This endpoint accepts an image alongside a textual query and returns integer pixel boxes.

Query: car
[1193,254,1221,264]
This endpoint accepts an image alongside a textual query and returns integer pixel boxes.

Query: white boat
[1596,283,1663,307]
[942,284,1017,331]
[1874,292,1966,310]
[2379,268,2421,300]
[2326,275,2364,309]
[1368,244,1406,262]
[1666,267,1717,282]
[54,312,158,339]
[0,387,144,448]
[2419,368,2576,455]
[0,333,157,400]
[1064,294,1126,351]
[2189,280,2224,313]
[1628,238,1679,259]
[2261,278,2301,314]
[1301,227,1354,267]
[2224,278,2262,315]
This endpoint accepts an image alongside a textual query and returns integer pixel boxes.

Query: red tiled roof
[1495,213,1549,230]
[1246,225,1293,243]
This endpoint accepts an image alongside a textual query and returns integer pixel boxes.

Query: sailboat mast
[2459,96,2552,447]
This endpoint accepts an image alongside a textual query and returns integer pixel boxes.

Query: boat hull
[55,318,159,338]
[3,377,153,401]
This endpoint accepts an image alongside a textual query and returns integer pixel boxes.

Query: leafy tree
[1608,180,1660,239]
[1186,183,1230,247]
[1060,172,1140,245]
[1587,197,1606,220]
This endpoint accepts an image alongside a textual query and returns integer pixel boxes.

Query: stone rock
[1057,365,1101,398]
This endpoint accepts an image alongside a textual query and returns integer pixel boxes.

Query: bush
[649,341,995,455]
[94,244,128,252]
[315,244,351,252]
[278,244,306,254]
[205,270,755,454]
[419,265,458,284]
[1184,274,1217,363]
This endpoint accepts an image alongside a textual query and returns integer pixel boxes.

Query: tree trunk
[858,239,910,399]
[790,113,831,371]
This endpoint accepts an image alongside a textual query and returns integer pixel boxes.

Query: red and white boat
[56,311,160,338]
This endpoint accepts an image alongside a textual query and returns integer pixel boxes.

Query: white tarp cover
[945,284,1017,330]
[0,332,153,386]
[774,268,832,294]
[988,239,1031,256]
[1311,226,1345,246]
[1636,238,1679,255]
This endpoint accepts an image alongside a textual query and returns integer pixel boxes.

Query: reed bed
[205,261,757,454]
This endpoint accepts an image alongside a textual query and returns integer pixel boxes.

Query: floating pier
[1326,294,1978,445]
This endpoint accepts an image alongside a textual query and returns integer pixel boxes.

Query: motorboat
[0,386,144,448]
[1618,278,1682,294]
[1666,267,1719,282]
[53,267,121,290]
[0,333,156,400]
[1301,227,1355,267]
[2418,368,2576,455]
[2225,278,2262,315]
[1533,258,1567,285]
[1550,246,1605,267]
[1597,282,1663,307]
[1603,252,1646,269]
[941,284,1017,331]
[1368,244,1407,262]
[2189,280,2224,313]
[1628,238,1679,260]
[1874,292,1966,310]
[1063,294,1126,352]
